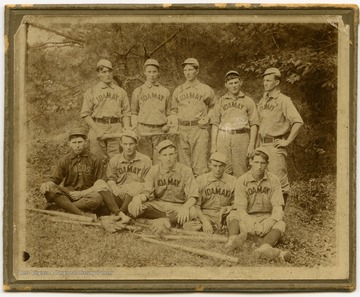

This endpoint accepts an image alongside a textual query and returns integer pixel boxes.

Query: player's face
[183,65,199,82]
[120,136,137,157]
[250,155,268,178]
[209,160,226,179]
[159,147,177,169]
[225,78,242,95]
[69,137,86,155]
[97,67,113,85]
[263,74,280,92]
[144,65,159,84]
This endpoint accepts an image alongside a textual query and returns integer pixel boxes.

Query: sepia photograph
[3,2,357,292]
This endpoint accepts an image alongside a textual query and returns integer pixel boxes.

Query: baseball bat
[27,208,95,222]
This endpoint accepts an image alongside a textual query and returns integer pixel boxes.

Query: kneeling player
[226,147,291,262]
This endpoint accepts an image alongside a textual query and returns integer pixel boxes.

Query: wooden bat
[27,208,95,223]
[144,234,227,243]
[138,235,238,263]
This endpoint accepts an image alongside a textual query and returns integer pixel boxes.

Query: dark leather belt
[179,120,199,126]
[260,135,284,143]
[220,129,248,135]
[93,117,121,124]
[139,122,166,128]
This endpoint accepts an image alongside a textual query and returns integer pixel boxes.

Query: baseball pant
[227,211,286,236]
[44,185,103,211]
[217,130,249,178]
[137,123,167,164]
[88,122,123,162]
[178,125,209,177]
[259,143,289,194]
[142,200,197,225]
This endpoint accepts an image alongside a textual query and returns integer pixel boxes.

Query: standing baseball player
[81,59,131,162]
[195,152,236,234]
[39,128,106,218]
[131,59,171,164]
[211,70,259,177]
[226,148,291,262]
[127,140,199,230]
[257,68,303,204]
[170,58,216,177]
[100,130,152,220]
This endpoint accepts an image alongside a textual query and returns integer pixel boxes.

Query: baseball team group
[39,57,303,262]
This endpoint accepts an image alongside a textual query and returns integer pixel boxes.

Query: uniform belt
[260,135,284,143]
[139,122,166,128]
[179,120,199,126]
[220,128,248,134]
[93,117,121,124]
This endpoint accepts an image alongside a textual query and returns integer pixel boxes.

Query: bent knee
[272,220,286,235]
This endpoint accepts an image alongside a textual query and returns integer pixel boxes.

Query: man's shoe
[225,233,247,251]
[254,243,281,260]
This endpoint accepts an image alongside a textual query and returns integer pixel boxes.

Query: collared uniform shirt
[257,90,303,137]
[106,152,152,185]
[211,91,259,131]
[143,163,199,204]
[49,151,105,191]
[196,172,236,211]
[171,79,216,121]
[131,82,171,125]
[81,81,131,119]
[234,170,284,214]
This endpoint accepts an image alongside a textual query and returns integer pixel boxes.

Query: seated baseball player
[99,130,152,221]
[195,152,236,233]
[39,128,107,218]
[127,139,199,231]
[226,147,291,262]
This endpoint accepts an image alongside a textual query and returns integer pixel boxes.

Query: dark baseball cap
[182,58,199,67]
[69,128,87,139]
[157,140,176,153]
[225,70,240,79]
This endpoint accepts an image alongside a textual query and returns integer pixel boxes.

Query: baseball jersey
[211,91,259,130]
[234,170,284,215]
[131,82,171,125]
[81,81,131,119]
[106,151,152,185]
[143,163,199,204]
[196,172,236,211]
[49,151,105,191]
[258,90,303,137]
[171,79,216,121]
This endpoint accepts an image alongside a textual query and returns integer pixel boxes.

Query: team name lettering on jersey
[118,165,142,175]
[140,92,164,103]
[95,92,120,103]
[222,101,245,111]
[179,92,205,102]
[259,101,278,112]
[158,178,181,187]
[247,186,270,195]
[73,164,91,174]
[204,187,232,198]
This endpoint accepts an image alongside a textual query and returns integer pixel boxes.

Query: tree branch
[29,41,83,50]
[27,22,85,44]
[148,27,182,56]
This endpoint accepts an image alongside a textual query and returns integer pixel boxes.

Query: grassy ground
[25,131,336,268]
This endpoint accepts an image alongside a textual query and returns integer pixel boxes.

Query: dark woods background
[26,21,337,214]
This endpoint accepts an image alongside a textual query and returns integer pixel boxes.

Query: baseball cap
[254,147,270,159]
[182,58,199,67]
[262,67,281,77]
[121,130,139,142]
[96,59,113,70]
[69,127,87,139]
[210,152,228,164]
[225,70,240,79]
[144,59,160,68]
[157,140,176,153]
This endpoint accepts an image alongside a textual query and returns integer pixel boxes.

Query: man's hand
[69,191,84,201]
[176,206,190,225]
[39,181,55,194]
[128,194,147,217]
[96,129,105,140]
[273,139,289,148]
[246,145,255,158]
[202,220,213,234]
[150,218,171,234]
[260,218,277,236]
